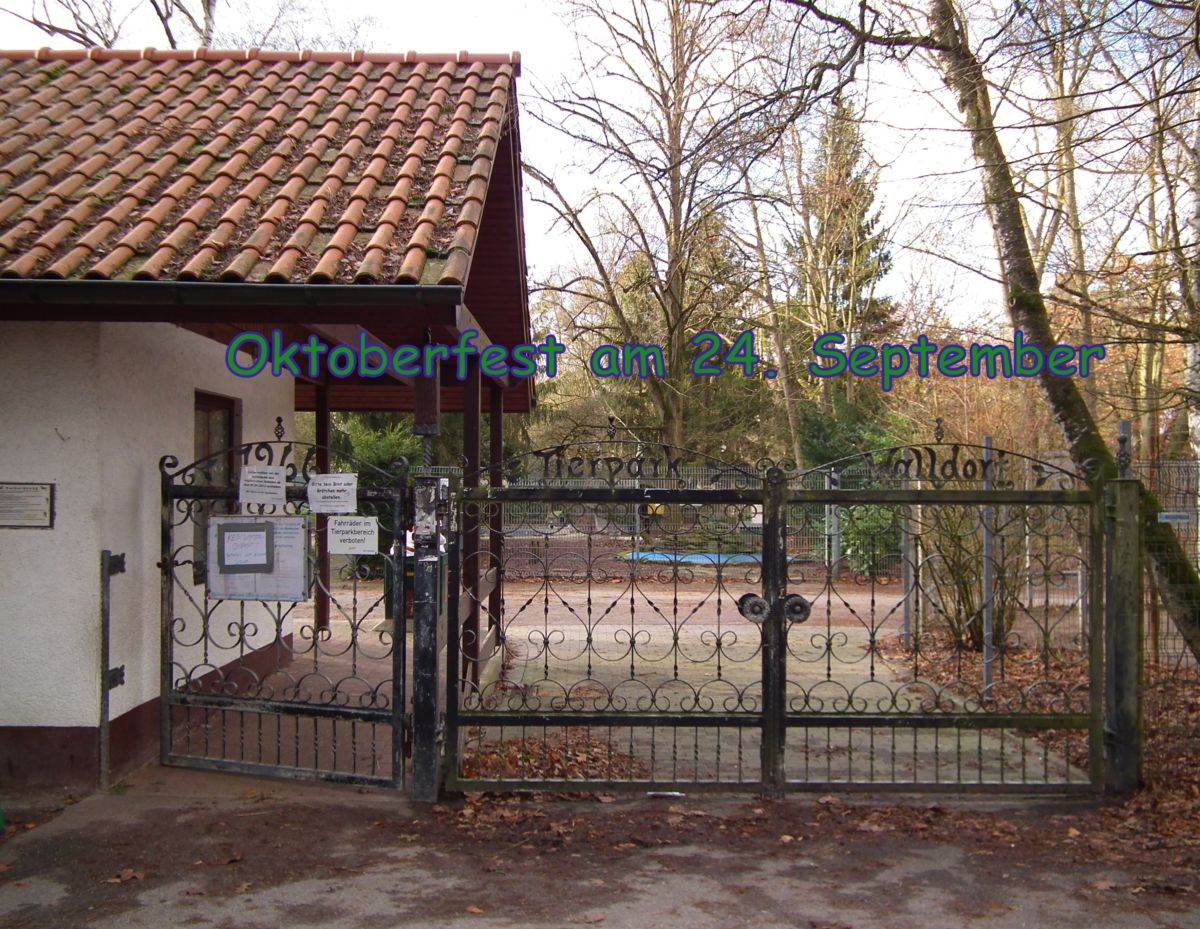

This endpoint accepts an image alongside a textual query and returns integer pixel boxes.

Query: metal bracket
[106,552,126,575]
[105,665,125,690]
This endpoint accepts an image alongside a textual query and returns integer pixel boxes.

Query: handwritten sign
[307,473,358,514]
[328,516,378,555]
[219,524,272,570]
[239,466,286,506]
[207,517,307,601]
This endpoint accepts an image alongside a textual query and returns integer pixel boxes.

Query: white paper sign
[307,473,358,514]
[239,466,286,506]
[207,517,308,601]
[223,528,269,566]
[328,516,378,555]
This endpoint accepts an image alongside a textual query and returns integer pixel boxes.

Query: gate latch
[737,593,812,624]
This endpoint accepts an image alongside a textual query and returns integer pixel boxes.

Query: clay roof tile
[0,48,520,286]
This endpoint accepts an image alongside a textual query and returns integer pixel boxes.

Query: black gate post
[760,467,788,797]
[1104,477,1143,793]
[411,475,445,801]
[390,466,408,789]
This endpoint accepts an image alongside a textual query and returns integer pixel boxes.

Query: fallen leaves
[104,868,144,884]
[461,729,649,782]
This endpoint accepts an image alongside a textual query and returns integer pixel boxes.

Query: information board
[0,483,54,528]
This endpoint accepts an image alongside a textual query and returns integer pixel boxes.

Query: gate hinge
[106,552,126,576]
[105,665,126,690]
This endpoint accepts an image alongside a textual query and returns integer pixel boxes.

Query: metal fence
[1133,459,1200,682]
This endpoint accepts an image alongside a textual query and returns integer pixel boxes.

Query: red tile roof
[0,47,521,287]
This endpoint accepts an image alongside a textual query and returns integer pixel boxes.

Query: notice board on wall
[206,516,309,602]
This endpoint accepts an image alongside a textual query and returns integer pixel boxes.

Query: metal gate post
[159,463,175,768]
[411,476,445,801]
[760,467,788,797]
[99,549,126,788]
[390,467,408,789]
[1104,478,1143,793]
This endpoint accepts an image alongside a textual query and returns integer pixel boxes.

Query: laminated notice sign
[239,466,286,506]
[328,516,378,555]
[207,516,308,601]
[307,473,358,514]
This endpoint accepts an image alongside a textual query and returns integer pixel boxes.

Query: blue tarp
[620,552,762,565]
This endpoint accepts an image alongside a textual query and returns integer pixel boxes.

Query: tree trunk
[747,186,805,466]
[929,0,1200,662]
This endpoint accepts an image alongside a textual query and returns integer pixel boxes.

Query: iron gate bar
[467,487,1092,505]
[465,488,763,503]
[444,439,1109,796]
[452,712,1092,729]
[169,693,394,723]
[786,489,1093,504]
[162,754,395,788]
[761,469,787,796]
[160,440,409,789]
[1089,492,1106,780]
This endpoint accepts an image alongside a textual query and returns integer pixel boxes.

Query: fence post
[411,475,445,802]
[1104,477,1143,794]
[901,515,913,650]
[982,436,995,696]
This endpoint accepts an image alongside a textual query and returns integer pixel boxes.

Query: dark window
[193,392,240,583]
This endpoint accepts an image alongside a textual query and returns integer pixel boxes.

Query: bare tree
[1,0,375,50]
[773,0,1200,659]
[528,0,779,448]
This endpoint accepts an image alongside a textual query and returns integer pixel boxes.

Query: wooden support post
[315,384,330,631]
[462,357,481,680]
[1105,478,1144,793]
[413,362,441,440]
[488,381,504,635]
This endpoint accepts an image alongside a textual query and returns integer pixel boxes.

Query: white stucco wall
[0,322,104,727]
[0,321,294,728]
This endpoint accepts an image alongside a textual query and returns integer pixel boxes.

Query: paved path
[1,768,1195,929]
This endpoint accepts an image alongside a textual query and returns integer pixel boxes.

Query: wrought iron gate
[444,440,1105,794]
[160,441,408,786]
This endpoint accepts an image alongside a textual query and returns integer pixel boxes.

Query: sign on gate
[205,516,308,601]
[307,473,359,513]
[162,441,409,789]
[327,516,378,554]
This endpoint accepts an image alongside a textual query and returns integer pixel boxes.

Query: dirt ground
[2,764,1199,929]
